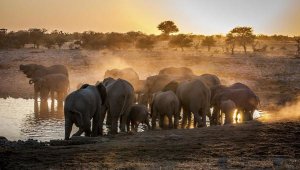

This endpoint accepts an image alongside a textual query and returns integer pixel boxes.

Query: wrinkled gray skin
[64,83,107,140]
[20,64,68,102]
[151,90,180,129]
[163,74,221,126]
[139,74,193,106]
[211,83,260,125]
[29,74,69,106]
[126,104,151,132]
[176,79,211,128]
[100,78,135,135]
[220,99,236,124]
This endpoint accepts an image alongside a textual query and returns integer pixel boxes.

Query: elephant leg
[212,107,220,126]
[174,111,179,129]
[120,107,131,132]
[72,128,84,137]
[131,121,135,132]
[159,114,164,129]
[168,114,173,129]
[106,110,112,126]
[134,122,139,132]
[65,119,73,140]
[126,119,130,132]
[151,109,157,130]
[111,115,119,134]
[84,128,92,137]
[192,109,202,128]
[187,112,192,129]
[91,111,100,137]
[99,107,107,136]
[181,108,189,129]
[145,118,151,130]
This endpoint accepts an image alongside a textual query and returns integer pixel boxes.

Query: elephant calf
[220,99,236,124]
[151,90,180,129]
[127,104,151,132]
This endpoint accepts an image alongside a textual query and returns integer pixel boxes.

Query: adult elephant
[211,83,260,124]
[151,90,180,129]
[139,74,192,106]
[20,64,68,78]
[176,79,211,128]
[64,83,107,140]
[29,74,69,107]
[158,67,195,77]
[100,78,135,135]
[20,64,69,102]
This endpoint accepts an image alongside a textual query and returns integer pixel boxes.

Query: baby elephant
[151,90,180,129]
[127,104,151,132]
[220,99,236,124]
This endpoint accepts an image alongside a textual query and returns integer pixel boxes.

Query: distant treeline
[0,24,298,54]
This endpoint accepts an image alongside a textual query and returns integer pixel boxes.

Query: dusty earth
[1,120,300,169]
[0,48,300,169]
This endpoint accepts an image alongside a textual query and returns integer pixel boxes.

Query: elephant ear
[162,81,179,93]
[96,83,107,105]
[79,84,89,89]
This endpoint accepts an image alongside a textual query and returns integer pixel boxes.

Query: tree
[229,27,255,53]
[14,30,30,48]
[28,28,47,48]
[135,36,156,50]
[51,30,68,49]
[157,21,179,36]
[201,36,216,51]
[169,34,193,51]
[126,31,145,46]
[225,33,236,55]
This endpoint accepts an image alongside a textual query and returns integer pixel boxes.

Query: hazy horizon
[1,0,300,36]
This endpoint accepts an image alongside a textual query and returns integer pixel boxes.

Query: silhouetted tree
[135,36,156,50]
[51,30,68,49]
[126,31,145,46]
[14,30,30,48]
[28,28,47,48]
[169,34,193,51]
[81,31,105,50]
[157,21,179,36]
[105,32,131,49]
[229,27,255,53]
[201,36,216,51]
[226,33,236,55]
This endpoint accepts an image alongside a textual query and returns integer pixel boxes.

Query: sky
[1,0,299,35]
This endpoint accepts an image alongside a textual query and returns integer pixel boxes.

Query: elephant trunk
[65,118,73,140]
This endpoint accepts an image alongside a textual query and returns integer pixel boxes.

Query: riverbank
[1,120,299,169]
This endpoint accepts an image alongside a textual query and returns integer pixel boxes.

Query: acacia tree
[28,28,47,48]
[169,34,193,51]
[157,21,179,36]
[229,27,255,53]
[226,32,236,55]
[201,36,216,51]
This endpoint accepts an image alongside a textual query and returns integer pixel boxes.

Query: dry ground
[1,120,300,169]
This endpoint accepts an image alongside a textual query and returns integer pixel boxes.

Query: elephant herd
[20,64,69,112]
[19,64,260,140]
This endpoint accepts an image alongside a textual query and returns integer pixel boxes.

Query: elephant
[211,83,260,124]
[176,79,211,128]
[64,83,107,140]
[20,64,68,78]
[20,64,69,103]
[29,74,69,107]
[100,78,135,135]
[220,99,236,124]
[138,74,192,106]
[126,104,151,132]
[158,67,195,77]
[151,90,180,129]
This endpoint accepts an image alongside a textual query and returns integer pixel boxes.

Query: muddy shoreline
[1,120,299,169]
